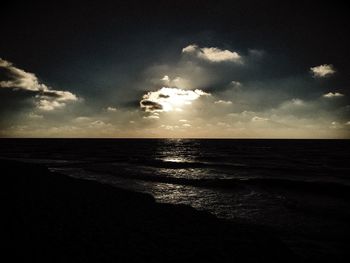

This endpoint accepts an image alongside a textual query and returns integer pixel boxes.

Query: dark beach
[3,138,350,263]
[6,159,297,262]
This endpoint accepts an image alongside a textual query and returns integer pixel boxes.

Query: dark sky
[3,1,348,66]
[1,1,349,137]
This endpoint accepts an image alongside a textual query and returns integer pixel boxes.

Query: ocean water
[2,139,350,256]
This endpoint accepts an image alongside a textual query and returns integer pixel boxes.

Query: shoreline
[5,159,296,262]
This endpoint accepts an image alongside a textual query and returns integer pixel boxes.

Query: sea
[2,139,350,257]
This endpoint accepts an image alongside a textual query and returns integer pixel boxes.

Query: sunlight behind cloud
[140,87,210,113]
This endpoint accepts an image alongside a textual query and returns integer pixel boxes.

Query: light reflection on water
[156,138,200,163]
[162,157,190,163]
[155,168,213,179]
[52,166,268,222]
[43,138,310,226]
[139,139,285,221]
[8,138,349,237]
[141,180,275,221]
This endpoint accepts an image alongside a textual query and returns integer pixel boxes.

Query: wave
[5,156,350,198]
[81,165,350,198]
[125,159,350,179]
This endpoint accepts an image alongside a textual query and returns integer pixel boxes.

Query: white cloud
[160,125,179,130]
[36,99,66,111]
[0,59,12,67]
[310,64,336,78]
[0,58,78,111]
[0,58,47,91]
[252,116,269,122]
[140,87,210,112]
[49,90,77,101]
[161,75,170,82]
[143,115,160,120]
[89,120,113,128]
[182,44,198,53]
[214,100,232,105]
[323,92,344,98]
[107,106,117,112]
[158,75,190,89]
[182,44,242,63]
[230,81,242,87]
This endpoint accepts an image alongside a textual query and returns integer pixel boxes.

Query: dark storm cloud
[140,100,163,112]
[158,94,170,99]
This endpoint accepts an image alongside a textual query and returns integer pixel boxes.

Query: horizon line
[0,137,349,140]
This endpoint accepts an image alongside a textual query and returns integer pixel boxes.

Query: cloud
[36,100,66,111]
[143,115,160,120]
[140,100,164,112]
[0,59,47,91]
[107,106,117,112]
[1,42,349,139]
[40,90,77,101]
[310,64,336,78]
[214,100,232,105]
[157,75,191,89]
[230,81,242,87]
[160,125,180,131]
[89,120,113,128]
[182,44,242,63]
[161,75,170,82]
[140,87,210,113]
[73,116,92,123]
[28,113,43,119]
[279,98,305,109]
[251,116,269,122]
[330,121,343,129]
[0,58,78,111]
[323,92,344,98]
